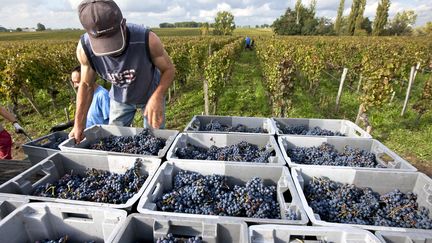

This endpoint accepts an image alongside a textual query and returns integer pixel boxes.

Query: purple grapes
[156,233,202,243]
[288,142,385,168]
[89,129,166,155]
[305,177,432,229]
[175,141,274,163]
[279,124,344,136]
[33,159,148,204]
[198,120,267,133]
[156,170,280,219]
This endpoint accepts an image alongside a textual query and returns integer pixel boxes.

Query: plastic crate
[0,202,126,243]
[166,133,286,165]
[375,231,432,243]
[22,131,68,165]
[249,225,381,243]
[137,161,308,225]
[0,195,28,220]
[109,213,249,243]
[291,167,432,233]
[59,125,179,159]
[278,136,417,171]
[0,152,161,210]
[184,115,276,135]
[272,118,372,138]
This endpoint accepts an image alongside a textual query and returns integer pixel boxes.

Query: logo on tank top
[107,69,136,86]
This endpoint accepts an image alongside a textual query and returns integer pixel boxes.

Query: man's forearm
[74,84,94,130]
[152,68,175,98]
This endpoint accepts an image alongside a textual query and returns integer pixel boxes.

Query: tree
[387,10,417,36]
[16,27,22,32]
[316,17,335,35]
[334,0,345,34]
[200,22,209,36]
[36,23,46,31]
[361,17,372,35]
[272,1,317,35]
[159,22,175,28]
[213,11,235,35]
[372,0,391,36]
[353,0,367,36]
[347,0,361,35]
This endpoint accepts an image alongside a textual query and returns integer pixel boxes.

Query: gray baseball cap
[78,0,126,56]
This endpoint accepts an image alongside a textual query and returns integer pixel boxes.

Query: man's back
[86,85,110,128]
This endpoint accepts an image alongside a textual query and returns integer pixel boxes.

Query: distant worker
[50,66,110,132]
[0,106,25,159]
[245,36,252,50]
[70,0,175,144]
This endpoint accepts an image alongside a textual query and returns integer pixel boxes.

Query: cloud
[0,0,431,29]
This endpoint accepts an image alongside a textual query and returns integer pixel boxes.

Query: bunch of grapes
[89,129,166,155]
[288,142,384,168]
[33,159,147,204]
[156,233,203,243]
[175,141,274,163]
[35,236,95,243]
[305,177,432,229]
[156,170,280,219]
[198,120,267,133]
[279,124,344,136]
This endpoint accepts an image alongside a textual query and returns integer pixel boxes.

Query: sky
[0,0,430,29]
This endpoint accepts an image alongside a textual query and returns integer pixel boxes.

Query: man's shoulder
[93,86,109,97]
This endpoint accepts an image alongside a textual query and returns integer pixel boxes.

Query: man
[70,0,175,143]
[245,36,252,50]
[0,106,25,159]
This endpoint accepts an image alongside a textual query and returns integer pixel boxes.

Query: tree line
[273,0,430,36]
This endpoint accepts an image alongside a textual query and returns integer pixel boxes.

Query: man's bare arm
[70,41,97,143]
[144,31,175,128]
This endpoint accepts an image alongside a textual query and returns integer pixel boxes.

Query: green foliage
[334,0,345,35]
[204,38,243,112]
[200,23,210,36]
[413,76,432,117]
[36,23,46,31]
[372,0,391,36]
[387,10,417,36]
[213,11,236,36]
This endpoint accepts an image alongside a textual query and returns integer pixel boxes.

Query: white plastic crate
[291,167,432,233]
[184,115,276,135]
[0,152,161,210]
[59,125,179,158]
[166,133,286,165]
[0,202,126,243]
[109,213,249,243]
[0,195,28,220]
[22,131,68,165]
[137,161,308,225]
[375,231,432,243]
[278,136,417,171]
[272,118,372,138]
[249,225,381,243]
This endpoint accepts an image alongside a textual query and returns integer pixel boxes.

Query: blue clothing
[245,37,251,46]
[86,85,110,128]
[81,23,161,105]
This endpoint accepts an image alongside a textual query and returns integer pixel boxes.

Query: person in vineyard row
[0,106,25,159]
[70,0,175,144]
[51,66,111,132]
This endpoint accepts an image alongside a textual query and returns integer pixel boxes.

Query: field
[0,28,431,176]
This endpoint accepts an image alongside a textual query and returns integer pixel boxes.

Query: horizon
[0,0,430,30]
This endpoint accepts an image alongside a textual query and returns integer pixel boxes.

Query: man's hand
[143,94,164,128]
[69,126,85,144]
[13,122,25,134]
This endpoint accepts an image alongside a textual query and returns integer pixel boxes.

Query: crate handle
[152,182,162,198]
[352,124,369,137]
[377,152,396,167]
[62,212,93,221]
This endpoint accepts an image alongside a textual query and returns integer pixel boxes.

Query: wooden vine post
[336,68,348,113]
